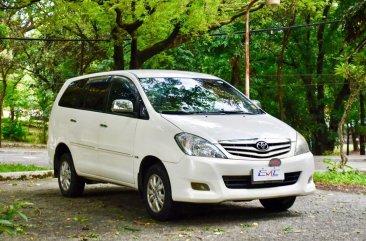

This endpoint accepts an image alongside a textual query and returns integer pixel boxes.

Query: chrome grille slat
[223,145,290,154]
[227,149,290,157]
[219,139,291,159]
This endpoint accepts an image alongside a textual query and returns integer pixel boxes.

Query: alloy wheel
[60,161,72,191]
[147,174,165,213]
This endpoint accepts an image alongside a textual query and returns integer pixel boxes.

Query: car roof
[67,69,221,82]
[127,70,220,79]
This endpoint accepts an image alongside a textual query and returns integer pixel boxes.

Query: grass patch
[314,170,366,186]
[120,226,141,232]
[0,164,50,173]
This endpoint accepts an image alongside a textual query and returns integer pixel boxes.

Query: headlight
[175,133,227,158]
[295,132,310,155]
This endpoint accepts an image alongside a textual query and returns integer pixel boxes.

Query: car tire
[143,164,176,221]
[58,153,85,197]
[259,196,296,211]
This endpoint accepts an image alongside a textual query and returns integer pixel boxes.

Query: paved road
[1,148,366,172]
[0,178,365,241]
[0,148,49,168]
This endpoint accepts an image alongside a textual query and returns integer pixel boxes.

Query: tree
[336,1,366,165]
[0,24,14,146]
[34,0,267,70]
[0,0,40,146]
[243,0,353,154]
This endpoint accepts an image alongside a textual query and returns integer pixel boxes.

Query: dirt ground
[1,178,365,241]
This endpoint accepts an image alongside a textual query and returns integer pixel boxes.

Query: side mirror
[111,99,133,113]
[252,100,262,108]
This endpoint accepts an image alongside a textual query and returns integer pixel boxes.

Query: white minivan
[48,70,315,220]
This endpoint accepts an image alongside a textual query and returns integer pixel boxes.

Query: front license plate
[252,167,284,183]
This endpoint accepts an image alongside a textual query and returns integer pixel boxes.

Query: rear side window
[84,76,110,112]
[59,78,88,108]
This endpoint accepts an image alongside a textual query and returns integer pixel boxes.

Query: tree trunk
[112,27,125,70]
[347,123,350,155]
[130,36,140,69]
[315,2,332,131]
[312,1,335,154]
[230,56,241,87]
[0,72,8,148]
[79,41,85,75]
[10,105,15,121]
[113,44,125,70]
[339,88,358,165]
[299,2,337,155]
[329,80,350,131]
[276,10,295,121]
[360,92,365,155]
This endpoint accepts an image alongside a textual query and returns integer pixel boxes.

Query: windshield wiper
[160,110,261,115]
[160,110,191,115]
[207,110,256,115]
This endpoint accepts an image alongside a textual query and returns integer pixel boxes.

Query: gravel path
[0,178,365,241]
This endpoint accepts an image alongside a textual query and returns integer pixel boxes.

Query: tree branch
[139,23,182,63]
[211,3,265,31]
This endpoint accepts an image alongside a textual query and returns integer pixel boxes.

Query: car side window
[108,76,139,115]
[58,78,88,109]
[83,76,110,112]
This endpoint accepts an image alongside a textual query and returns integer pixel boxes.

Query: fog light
[308,175,313,183]
[191,182,210,191]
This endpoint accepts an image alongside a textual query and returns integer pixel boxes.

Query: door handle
[70,119,77,123]
[100,124,108,128]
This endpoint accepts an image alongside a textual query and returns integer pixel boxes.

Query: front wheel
[143,164,176,221]
[260,196,296,211]
[58,153,85,197]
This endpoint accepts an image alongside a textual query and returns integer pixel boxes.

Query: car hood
[161,114,297,143]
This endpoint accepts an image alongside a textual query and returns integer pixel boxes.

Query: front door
[97,76,139,184]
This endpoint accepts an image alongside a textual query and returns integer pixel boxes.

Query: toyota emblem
[256,141,269,151]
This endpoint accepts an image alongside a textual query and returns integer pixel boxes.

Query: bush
[1,118,27,141]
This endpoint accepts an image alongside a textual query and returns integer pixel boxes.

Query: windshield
[139,77,262,115]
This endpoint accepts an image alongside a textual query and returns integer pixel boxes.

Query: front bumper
[165,152,316,203]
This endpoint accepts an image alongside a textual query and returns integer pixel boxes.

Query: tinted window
[107,76,139,114]
[58,78,88,108]
[84,77,110,112]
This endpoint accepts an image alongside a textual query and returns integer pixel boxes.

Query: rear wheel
[143,164,176,221]
[260,196,296,211]
[58,153,85,197]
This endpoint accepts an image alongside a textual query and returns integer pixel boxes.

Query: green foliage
[0,23,9,49]
[322,158,352,172]
[314,170,366,186]
[282,226,292,233]
[1,118,27,141]
[72,216,89,223]
[0,164,50,173]
[0,202,32,235]
[335,52,366,83]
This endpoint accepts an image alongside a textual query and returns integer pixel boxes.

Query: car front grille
[219,139,291,159]
[222,172,301,189]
